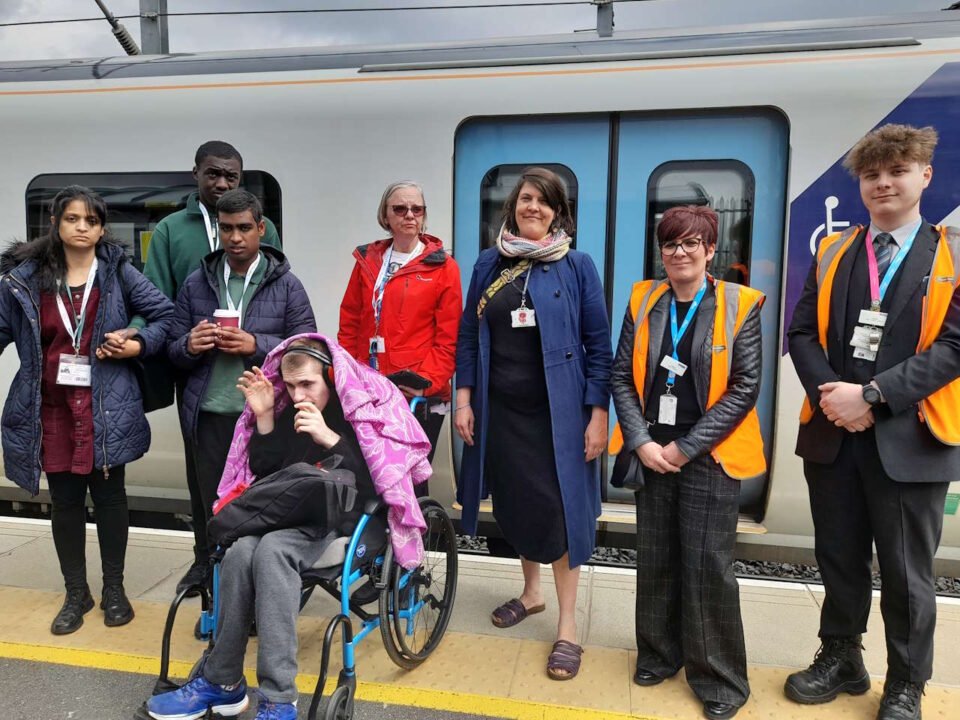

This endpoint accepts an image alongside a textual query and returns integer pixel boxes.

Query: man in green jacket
[140,140,281,598]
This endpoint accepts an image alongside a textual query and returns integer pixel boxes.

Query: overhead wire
[1,1,653,29]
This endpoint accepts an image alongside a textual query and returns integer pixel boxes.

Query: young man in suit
[785,124,960,720]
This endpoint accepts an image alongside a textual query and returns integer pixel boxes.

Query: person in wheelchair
[147,337,427,720]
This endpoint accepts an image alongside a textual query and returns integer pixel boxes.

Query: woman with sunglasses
[338,181,462,489]
[609,205,765,720]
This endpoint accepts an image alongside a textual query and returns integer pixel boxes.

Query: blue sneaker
[254,696,297,720]
[146,675,249,720]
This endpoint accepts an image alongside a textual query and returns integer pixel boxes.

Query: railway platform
[0,517,957,720]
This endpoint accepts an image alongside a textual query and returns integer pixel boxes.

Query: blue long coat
[456,248,612,568]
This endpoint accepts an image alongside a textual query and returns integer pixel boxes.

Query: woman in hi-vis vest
[609,205,765,720]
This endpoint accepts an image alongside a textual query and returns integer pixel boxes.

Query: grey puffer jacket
[167,245,316,441]
[611,280,763,471]
[0,241,175,493]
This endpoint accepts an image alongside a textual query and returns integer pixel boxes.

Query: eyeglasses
[660,237,703,256]
[390,204,426,217]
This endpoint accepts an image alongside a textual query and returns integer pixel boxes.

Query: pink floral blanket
[216,333,431,569]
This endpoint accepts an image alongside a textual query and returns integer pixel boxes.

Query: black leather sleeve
[611,303,653,452]
[676,304,763,459]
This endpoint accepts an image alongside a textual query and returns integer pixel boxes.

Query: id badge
[859,309,887,327]
[658,394,678,426]
[660,355,687,377]
[853,346,878,361]
[369,336,385,354]
[511,308,537,328]
[850,325,882,352]
[56,354,91,387]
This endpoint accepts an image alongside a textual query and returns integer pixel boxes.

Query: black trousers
[804,429,948,683]
[193,411,242,555]
[634,455,749,707]
[177,380,208,566]
[47,466,128,592]
[414,408,446,498]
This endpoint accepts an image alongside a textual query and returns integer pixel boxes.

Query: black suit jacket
[788,222,960,482]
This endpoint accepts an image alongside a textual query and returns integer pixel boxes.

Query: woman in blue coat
[455,167,612,680]
[0,186,174,635]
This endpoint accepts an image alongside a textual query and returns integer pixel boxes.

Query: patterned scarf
[496,224,572,263]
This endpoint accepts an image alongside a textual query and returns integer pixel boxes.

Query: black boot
[51,586,95,635]
[784,636,871,704]
[101,584,135,627]
[877,679,923,720]
[176,560,210,598]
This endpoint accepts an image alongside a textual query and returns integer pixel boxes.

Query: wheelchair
[137,493,458,720]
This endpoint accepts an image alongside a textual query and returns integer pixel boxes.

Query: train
[2,9,959,570]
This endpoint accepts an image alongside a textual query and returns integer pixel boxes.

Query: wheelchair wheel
[379,498,458,669]
[323,685,353,720]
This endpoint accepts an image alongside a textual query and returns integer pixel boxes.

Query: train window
[478,164,578,251]
[24,172,283,271]
[645,160,754,285]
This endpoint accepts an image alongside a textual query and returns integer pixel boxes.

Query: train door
[610,110,789,514]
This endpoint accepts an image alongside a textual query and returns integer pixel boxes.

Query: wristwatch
[862,383,882,407]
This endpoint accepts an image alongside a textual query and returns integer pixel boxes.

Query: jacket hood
[353,233,448,268]
[1,238,127,277]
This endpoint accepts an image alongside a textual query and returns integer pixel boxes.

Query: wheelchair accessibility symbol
[809,196,850,255]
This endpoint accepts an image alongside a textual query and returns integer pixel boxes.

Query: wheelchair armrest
[363,498,384,516]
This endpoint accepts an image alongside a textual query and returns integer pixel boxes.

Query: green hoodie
[130,191,280,328]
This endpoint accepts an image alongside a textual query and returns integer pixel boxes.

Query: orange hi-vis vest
[799,224,960,444]
[608,278,767,480]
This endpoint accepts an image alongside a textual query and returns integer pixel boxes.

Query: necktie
[874,232,894,279]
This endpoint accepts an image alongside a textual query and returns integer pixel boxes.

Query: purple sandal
[490,598,546,628]
[547,640,583,680]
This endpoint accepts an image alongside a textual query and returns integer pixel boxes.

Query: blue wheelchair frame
[145,396,450,720]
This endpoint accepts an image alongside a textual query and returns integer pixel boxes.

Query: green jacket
[140,191,280,304]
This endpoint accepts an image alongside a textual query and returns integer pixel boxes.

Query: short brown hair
[501,167,575,236]
[281,338,331,375]
[843,123,938,177]
[656,205,718,248]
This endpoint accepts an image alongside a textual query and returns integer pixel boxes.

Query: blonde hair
[843,124,938,177]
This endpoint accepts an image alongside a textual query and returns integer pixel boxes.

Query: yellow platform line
[0,640,661,720]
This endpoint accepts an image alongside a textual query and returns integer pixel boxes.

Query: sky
[0,0,954,61]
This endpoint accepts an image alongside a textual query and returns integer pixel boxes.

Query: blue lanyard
[875,223,921,303]
[667,279,707,387]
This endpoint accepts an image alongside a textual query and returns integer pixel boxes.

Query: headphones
[282,345,335,385]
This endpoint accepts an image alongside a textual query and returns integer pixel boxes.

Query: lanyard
[518,263,533,309]
[372,245,395,330]
[198,203,219,253]
[55,258,98,355]
[223,253,261,320]
[666,278,707,387]
[864,223,920,310]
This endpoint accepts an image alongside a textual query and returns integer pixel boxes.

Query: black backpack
[207,459,359,549]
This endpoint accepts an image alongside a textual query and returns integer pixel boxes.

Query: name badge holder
[510,266,537,328]
[657,280,707,426]
[55,259,98,387]
[222,253,261,329]
[850,225,920,361]
[369,246,400,370]
[198,203,219,254]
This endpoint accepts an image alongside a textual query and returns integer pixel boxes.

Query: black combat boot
[51,586,95,635]
[101,584,135,627]
[784,635,871,704]
[877,679,922,720]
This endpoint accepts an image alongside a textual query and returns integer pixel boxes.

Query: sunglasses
[390,204,426,217]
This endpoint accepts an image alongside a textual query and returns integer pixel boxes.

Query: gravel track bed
[456,536,960,597]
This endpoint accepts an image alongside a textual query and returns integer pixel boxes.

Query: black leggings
[46,466,128,592]
[414,409,446,499]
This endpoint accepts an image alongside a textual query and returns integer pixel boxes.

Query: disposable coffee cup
[214,309,241,329]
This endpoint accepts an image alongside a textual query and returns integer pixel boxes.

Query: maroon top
[39,283,100,475]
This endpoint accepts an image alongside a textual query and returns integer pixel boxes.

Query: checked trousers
[634,454,749,707]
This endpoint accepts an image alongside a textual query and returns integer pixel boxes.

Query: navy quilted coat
[167,246,316,441]
[0,241,175,494]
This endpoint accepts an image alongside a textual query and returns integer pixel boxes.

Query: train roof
[1,10,959,83]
